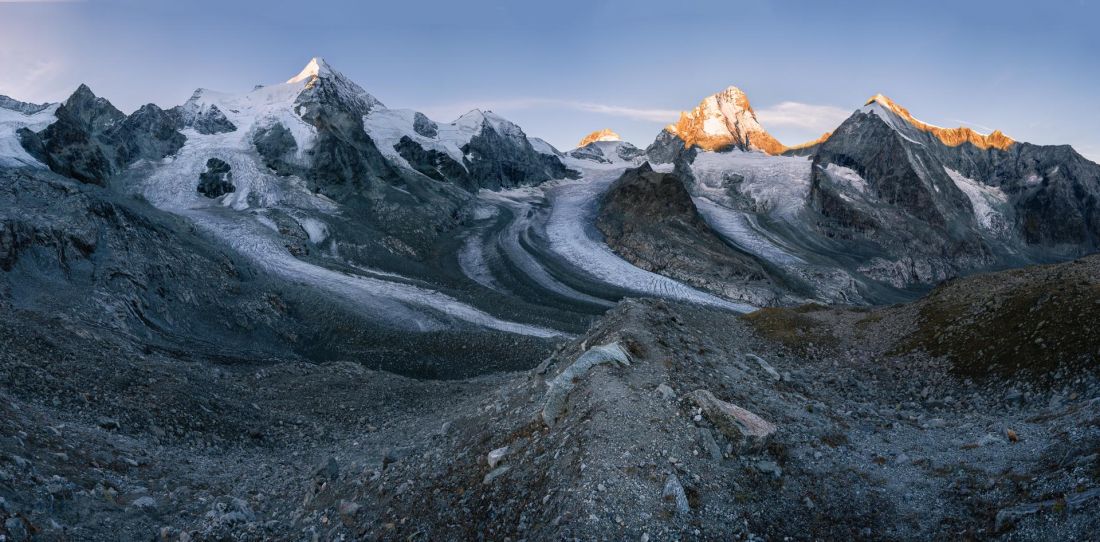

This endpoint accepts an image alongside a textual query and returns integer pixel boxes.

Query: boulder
[541,342,631,426]
[691,390,776,450]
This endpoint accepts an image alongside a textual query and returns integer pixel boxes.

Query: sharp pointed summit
[862,93,1014,150]
[664,85,787,155]
[287,57,334,84]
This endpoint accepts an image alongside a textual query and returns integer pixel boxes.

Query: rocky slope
[596,164,800,306]
[1,253,1096,540]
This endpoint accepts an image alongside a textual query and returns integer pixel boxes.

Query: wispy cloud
[0,54,65,102]
[418,98,680,124]
[754,101,850,133]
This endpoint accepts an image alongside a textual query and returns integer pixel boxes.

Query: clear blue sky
[1,0,1097,160]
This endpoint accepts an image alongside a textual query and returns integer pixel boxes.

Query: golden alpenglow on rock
[666,86,787,155]
[577,128,622,147]
[865,94,1015,150]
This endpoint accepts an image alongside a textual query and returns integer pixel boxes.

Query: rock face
[197,158,234,198]
[569,139,646,165]
[805,97,1100,287]
[457,110,579,190]
[865,94,1013,150]
[168,93,237,135]
[645,87,1100,301]
[0,95,52,115]
[393,135,471,187]
[664,86,786,155]
[596,163,795,306]
[18,85,185,185]
[251,122,298,174]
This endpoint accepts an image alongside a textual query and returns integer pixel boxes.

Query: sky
[1,0,1097,160]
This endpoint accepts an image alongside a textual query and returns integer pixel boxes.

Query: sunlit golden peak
[865,93,1014,150]
[287,57,332,84]
[665,85,785,155]
[578,128,621,147]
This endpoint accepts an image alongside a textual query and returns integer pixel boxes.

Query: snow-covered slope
[0,97,58,168]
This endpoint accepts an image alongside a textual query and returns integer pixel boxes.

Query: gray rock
[131,495,157,509]
[482,465,511,485]
[662,474,690,515]
[487,446,509,468]
[412,112,438,138]
[995,488,1100,531]
[746,354,781,381]
[691,389,776,450]
[97,417,121,430]
[655,383,676,401]
[338,500,361,520]
[197,158,234,198]
[542,342,631,426]
[755,460,782,478]
[698,427,723,460]
[4,517,28,542]
[252,123,298,174]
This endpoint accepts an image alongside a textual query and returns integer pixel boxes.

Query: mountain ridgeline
[2,56,1100,541]
[1,57,1099,332]
[644,86,1100,302]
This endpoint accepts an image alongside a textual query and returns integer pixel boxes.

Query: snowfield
[944,166,1010,233]
[0,103,58,168]
[688,150,812,218]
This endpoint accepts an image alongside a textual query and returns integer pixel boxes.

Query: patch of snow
[944,167,1009,233]
[254,214,280,232]
[528,137,559,156]
[821,163,869,193]
[297,217,328,244]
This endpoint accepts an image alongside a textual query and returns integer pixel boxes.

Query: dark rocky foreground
[1,248,1097,540]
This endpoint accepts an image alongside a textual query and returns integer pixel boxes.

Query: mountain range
[4,57,1099,335]
[2,56,1100,540]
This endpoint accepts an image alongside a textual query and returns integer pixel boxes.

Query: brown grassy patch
[741,306,838,353]
[897,261,1100,380]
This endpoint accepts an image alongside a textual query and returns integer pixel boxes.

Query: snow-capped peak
[861,93,1014,150]
[287,57,333,84]
[578,128,621,147]
[666,85,786,155]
